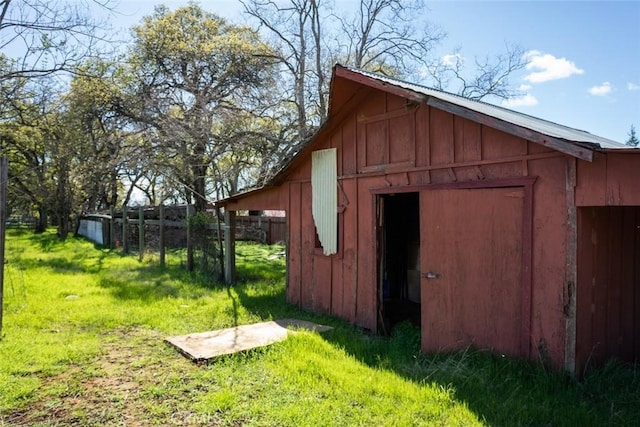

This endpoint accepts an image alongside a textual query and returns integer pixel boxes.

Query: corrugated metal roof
[343,66,629,150]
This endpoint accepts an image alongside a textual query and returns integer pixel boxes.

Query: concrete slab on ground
[165,319,333,362]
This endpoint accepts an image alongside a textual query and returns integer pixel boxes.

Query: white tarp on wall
[311,148,337,255]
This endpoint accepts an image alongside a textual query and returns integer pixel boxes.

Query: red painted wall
[577,153,640,206]
[276,89,572,366]
[224,84,640,372]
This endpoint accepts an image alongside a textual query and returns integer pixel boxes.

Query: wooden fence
[76,206,286,250]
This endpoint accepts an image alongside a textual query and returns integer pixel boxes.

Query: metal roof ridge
[339,65,626,149]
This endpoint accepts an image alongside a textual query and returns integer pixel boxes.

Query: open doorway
[377,192,421,335]
[576,206,640,375]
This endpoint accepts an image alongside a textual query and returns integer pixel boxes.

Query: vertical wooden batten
[564,157,578,375]
[520,178,535,358]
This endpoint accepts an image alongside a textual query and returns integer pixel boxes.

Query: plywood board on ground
[165,319,332,362]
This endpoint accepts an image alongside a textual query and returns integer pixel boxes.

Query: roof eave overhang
[214,186,270,208]
[427,97,594,162]
[336,65,597,162]
[600,147,640,154]
[334,65,429,105]
[217,66,609,207]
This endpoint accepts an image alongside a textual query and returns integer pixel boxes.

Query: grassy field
[0,229,638,426]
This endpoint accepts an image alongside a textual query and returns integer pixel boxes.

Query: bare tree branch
[0,0,117,82]
[427,43,528,100]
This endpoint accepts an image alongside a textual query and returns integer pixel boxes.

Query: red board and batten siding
[420,187,524,355]
[341,177,358,322]
[228,89,572,365]
[279,87,570,365]
[573,154,640,374]
[287,182,302,307]
[576,152,640,206]
[221,75,640,371]
[299,182,315,311]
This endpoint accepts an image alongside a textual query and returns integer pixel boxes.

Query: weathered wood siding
[420,187,524,356]
[281,88,570,365]
[223,81,640,372]
[576,153,640,206]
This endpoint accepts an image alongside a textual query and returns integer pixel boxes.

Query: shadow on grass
[12,247,111,274]
[229,261,640,427]
[95,264,215,302]
[16,256,88,273]
[16,231,637,425]
[28,230,65,252]
[98,274,182,301]
[315,320,640,426]
[231,282,303,321]
[90,239,286,303]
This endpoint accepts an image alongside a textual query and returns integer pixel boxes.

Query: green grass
[0,229,638,426]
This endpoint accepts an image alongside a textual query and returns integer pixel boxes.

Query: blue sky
[58,1,640,143]
[426,1,640,144]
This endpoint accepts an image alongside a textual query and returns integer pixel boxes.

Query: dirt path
[3,328,220,426]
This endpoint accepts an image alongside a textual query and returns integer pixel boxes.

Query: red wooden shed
[217,65,640,375]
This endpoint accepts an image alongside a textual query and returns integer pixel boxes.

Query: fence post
[0,158,8,335]
[159,204,165,268]
[267,218,272,245]
[109,206,115,249]
[122,205,129,254]
[138,206,144,262]
[216,207,224,281]
[224,210,236,284]
[186,204,194,271]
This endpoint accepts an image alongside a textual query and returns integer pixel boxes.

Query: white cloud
[628,82,640,91]
[518,84,532,91]
[523,50,584,83]
[442,53,462,67]
[502,94,539,107]
[589,81,612,96]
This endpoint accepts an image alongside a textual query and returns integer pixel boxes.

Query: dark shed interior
[378,192,421,334]
[577,206,640,375]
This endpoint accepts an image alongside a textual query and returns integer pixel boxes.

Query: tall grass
[0,229,638,426]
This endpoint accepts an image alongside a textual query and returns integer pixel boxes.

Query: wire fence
[76,205,286,276]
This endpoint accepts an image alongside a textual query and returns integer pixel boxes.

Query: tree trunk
[191,141,208,212]
[109,169,119,208]
[55,157,71,239]
[192,170,207,212]
[35,206,47,233]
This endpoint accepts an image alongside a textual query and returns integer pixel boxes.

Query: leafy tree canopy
[119,3,277,210]
[626,125,638,147]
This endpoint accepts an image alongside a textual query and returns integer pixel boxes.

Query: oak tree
[119,4,276,211]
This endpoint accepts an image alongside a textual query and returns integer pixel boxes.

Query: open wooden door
[420,187,525,356]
